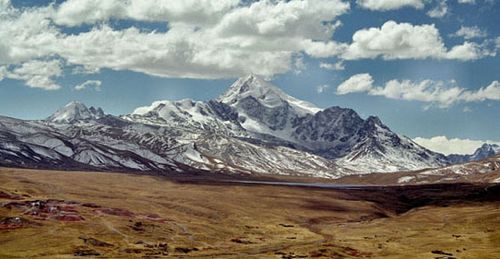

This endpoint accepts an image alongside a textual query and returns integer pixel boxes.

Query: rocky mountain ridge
[447,143,500,164]
[0,74,486,179]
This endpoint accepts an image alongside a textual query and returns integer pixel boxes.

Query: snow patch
[398,176,415,183]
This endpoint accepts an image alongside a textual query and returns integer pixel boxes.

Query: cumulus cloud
[0,2,58,65]
[452,26,487,39]
[316,84,331,93]
[357,0,424,11]
[212,1,347,40]
[341,21,488,61]
[71,65,100,75]
[302,40,347,58]
[0,0,495,88]
[413,136,500,155]
[1,60,62,90]
[460,81,500,102]
[74,80,102,91]
[319,61,345,70]
[445,41,488,60]
[0,66,6,81]
[64,0,349,78]
[426,0,448,18]
[0,0,351,82]
[457,0,475,4]
[337,73,374,95]
[336,73,500,107]
[293,55,306,74]
[54,0,240,26]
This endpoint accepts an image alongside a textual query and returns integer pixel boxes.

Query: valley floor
[0,167,499,258]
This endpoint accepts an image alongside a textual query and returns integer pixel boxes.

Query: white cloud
[0,0,351,82]
[0,66,6,81]
[3,60,62,90]
[293,55,306,74]
[71,65,100,75]
[452,26,487,39]
[74,80,102,91]
[54,0,240,26]
[445,41,486,60]
[56,25,294,79]
[357,0,424,11]
[302,40,347,58]
[319,61,345,70]
[342,21,487,61]
[337,73,374,94]
[460,81,500,102]
[413,136,500,155]
[336,73,500,107]
[457,0,475,4]
[0,0,9,8]
[213,1,347,40]
[316,84,331,93]
[0,3,58,65]
[0,1,495,87]
[426,0,448,18]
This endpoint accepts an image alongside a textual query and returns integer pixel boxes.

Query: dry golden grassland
[0,167,499,258]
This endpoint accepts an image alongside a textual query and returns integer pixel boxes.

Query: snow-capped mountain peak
[218,74,321,116]
[471,143,500,160]
[447,143,500,164]
[46,101,105,123]
[131,100,176,116]
[1,77,450,177]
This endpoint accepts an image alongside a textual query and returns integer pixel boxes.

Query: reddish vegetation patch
[58,205,79,213]
[81,202,101,208]
[308,243,372,258]
[55,214,85,221]
[0,191,24,200]
[343,246,372,258]
[0,217,41,230]
[3,199,85,222]
[4,198,166,225]
[96,207,135,217]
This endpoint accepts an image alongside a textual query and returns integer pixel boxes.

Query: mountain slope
[219,74,321,116]
[0,103,347,178]
[215,75,447,172]
[0,112,183,174]
[447,143,500,164]
[397,154,500,184]
[337,116,448,172]
[0,75,451,177]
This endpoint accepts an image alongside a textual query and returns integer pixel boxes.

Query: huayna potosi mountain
[1,75,495,178]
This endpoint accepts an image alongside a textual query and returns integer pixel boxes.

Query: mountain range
[0,75,497,179]
[447,143,500,164]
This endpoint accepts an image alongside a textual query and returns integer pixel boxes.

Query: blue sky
[0,0,499,154]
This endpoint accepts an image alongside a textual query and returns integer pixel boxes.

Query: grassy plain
[0,167,499,258]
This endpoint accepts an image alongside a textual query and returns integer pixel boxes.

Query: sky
[0,0,499,155]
